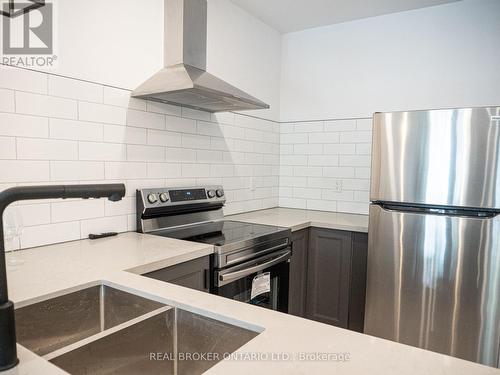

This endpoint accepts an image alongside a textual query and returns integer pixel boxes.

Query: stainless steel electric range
[136,186,292,313]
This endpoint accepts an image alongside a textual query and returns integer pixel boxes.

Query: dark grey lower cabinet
[288,227,368,332]
[288,229,309,317]
[143,256,210,292]
[306,228,352,327]
[348,232,368,332]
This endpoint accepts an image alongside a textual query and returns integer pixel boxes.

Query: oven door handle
[218,250,291,286]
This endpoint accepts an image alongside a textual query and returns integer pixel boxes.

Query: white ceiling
[230,0,460,33]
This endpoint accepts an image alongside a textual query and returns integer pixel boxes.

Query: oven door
[213,249,291,313]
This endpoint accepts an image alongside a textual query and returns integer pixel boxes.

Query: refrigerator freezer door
[371,107,500,209]
[365,204,500,367]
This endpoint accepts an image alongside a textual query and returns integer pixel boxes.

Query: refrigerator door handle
[375,202,500,218]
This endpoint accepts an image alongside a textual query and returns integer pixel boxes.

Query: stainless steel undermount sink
[15,284,260,374]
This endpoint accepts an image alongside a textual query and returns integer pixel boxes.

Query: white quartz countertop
[227,207,369,233]
[5,229,498,374]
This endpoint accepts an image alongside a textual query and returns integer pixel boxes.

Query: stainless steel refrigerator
[365,106,500,367]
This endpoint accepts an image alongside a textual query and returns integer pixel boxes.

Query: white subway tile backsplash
[294,144,323,155]
[280,176,307,188]
[342,179,370,191]
[322,189,354,202]
[340,131,372,143]
[339,155,371,167]
[309,132,339,144]
[80,215,128,238]
[355,167,371,179]
[0,88,15,112]
[308,155,339,166]
[337,201,369,215]
[182,134,211,149]
[16,91,77,119]
[294,121,324,132]
[323,144,356,155]
[146,163,182,179]
[210,164,234,177]
[211,137,233,151]
[146,101,181,116]
[51,161,104,181]
[51,200,104,223]
[49,118,103,141]
[104,197,134,216]
[182,107,211,121]
[281,133,307,144]
[5,68,374,251]
[0,113,49,138]
[48,75,103,102]
[356,143,372,155]
[16,203,51,226]
[79,102,126,125]
[147,129,182,147]
[103,87,146,111]
[307,199,337,211]
[196,121,223,137]
[0,160,49,182]
[17,138,78,160]
[127,145,165,162]
[323,167,355,178]
[105,162,147,179]
[5,70,280,251]
[356,118,372,131]
[293,166,323,177]
[104,125,147,145]
[279,197,307,209]
[166,148,197,162]
[354,190,370,202]
[79,142,127,161]
[165,115,196,133]
[307,177,339,189]
[324,119,356,131]
[20,222,81,249]
[0,65,47,94]
[0,137,16,159]
[293,187,321,199]
[280,155,308,166]
[211,112,235,125]
[127,109,165,130]
[182,164,210,178]
[196,150,223,163]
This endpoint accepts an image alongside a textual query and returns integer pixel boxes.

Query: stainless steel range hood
[132,0,269,113]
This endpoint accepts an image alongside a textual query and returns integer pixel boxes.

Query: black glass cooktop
[152,220,286,247]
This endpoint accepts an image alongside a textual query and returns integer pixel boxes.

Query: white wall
[0,0,282,121]
[0,66,279,249]
[280,0,500,122]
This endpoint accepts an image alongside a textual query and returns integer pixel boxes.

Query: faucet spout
[0,184,125,371]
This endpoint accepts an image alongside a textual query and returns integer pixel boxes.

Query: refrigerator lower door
[365,204,500,367]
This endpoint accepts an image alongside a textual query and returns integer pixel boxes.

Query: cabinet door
[143,256,210,292]
[306,228,352,327]
[288,229,309,317]
[348,232,368,332]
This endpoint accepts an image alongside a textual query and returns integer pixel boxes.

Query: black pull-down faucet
[0,184,126,371]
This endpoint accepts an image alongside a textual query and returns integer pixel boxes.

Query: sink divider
[43,306,173,361]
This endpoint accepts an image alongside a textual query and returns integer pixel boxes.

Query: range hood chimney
[132,0,269,113]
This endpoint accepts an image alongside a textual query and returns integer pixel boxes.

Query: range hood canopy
[132,0,269,113]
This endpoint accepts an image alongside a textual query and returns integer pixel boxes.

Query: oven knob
[207,190,216,198]
[159,192,169,202]
[147,193,158,204]
[216,189,224,198]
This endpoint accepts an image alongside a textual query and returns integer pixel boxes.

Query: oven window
[214,261,289,313]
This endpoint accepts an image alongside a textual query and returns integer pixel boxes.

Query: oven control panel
[138,186,225,208]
